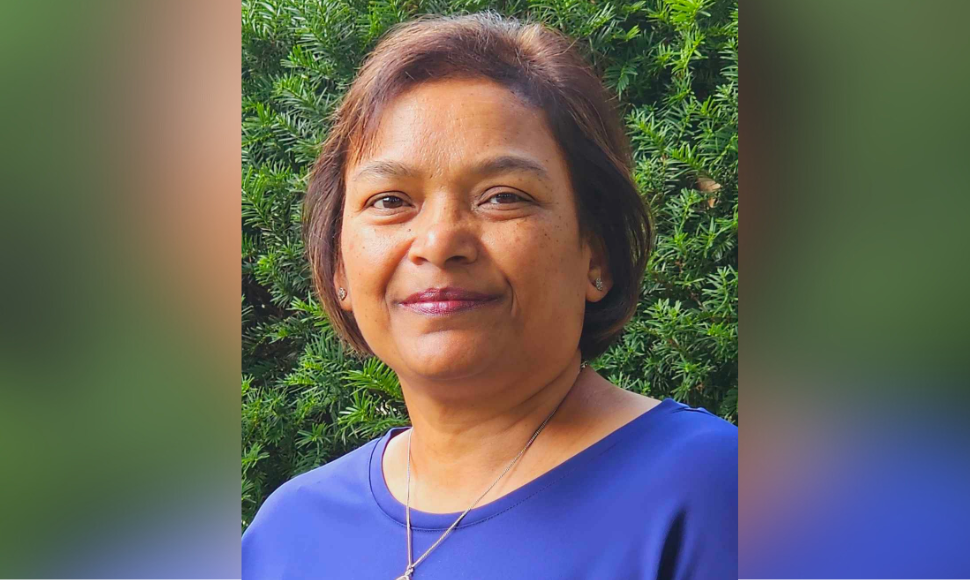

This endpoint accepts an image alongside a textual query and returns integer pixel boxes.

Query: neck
[395,354,590,510]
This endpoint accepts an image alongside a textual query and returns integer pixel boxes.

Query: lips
[399,287,500,315]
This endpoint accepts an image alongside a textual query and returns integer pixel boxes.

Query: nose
[406,193,479,268]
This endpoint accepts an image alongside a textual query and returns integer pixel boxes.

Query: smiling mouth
[399,297,500,316]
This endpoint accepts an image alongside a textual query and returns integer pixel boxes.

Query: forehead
[348,78,565,182]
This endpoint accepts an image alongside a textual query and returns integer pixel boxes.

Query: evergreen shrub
[242,0,737,528]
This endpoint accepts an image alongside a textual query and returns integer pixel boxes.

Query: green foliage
[242,0,737,529]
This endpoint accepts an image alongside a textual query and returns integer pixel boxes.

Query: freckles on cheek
[360,228,402,259]
[345,226,402,295]
[510,229,563,285]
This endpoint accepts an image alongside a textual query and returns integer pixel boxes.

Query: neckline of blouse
[368,397,682,531]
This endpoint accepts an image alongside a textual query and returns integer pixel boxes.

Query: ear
[585,233,612,303]
[333,259,352,312]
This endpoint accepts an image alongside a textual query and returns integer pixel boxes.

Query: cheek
[341,224,401,294]
[494,219,583,299]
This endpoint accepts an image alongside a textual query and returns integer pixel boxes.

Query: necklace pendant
[394,575,412,580]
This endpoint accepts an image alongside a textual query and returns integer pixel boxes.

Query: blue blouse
[242,398,737,579]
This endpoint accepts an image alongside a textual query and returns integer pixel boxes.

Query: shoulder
[601,386,736,459]
[243,433,383,540]
[275,435,376,499]
[653,400,737,458]
[624,399,738,499]
[241,434,390,577]
[623,401,737,578]
[661,400,736,476]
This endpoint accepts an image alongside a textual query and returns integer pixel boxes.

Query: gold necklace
[394,361,587,579]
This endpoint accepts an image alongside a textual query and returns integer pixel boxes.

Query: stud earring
[338,287,347,300]
[593,278,603,291]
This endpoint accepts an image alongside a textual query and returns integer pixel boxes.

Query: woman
[243,11,737,580]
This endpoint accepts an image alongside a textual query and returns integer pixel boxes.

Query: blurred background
[0,0,241,577]
[739,0,969,577]
[0,0,969,578]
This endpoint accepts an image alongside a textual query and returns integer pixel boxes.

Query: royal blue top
[242,398,737,579]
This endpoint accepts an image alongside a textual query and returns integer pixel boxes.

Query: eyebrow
[350,155,550,183]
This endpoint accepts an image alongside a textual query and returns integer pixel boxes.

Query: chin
[404,342,496,380]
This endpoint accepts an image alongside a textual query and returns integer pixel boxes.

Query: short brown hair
[304,11,652,361]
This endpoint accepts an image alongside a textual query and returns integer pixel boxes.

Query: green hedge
[242,0,737,528]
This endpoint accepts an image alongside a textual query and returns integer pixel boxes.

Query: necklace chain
[398,361,588,579]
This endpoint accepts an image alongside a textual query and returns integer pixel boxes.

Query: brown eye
[485,192,525,205]
[370,195,406,210]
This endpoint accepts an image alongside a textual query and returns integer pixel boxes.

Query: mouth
[398,287,501,316]
[400,298,499,315]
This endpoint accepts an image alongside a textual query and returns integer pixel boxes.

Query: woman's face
[338,77,609,384]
